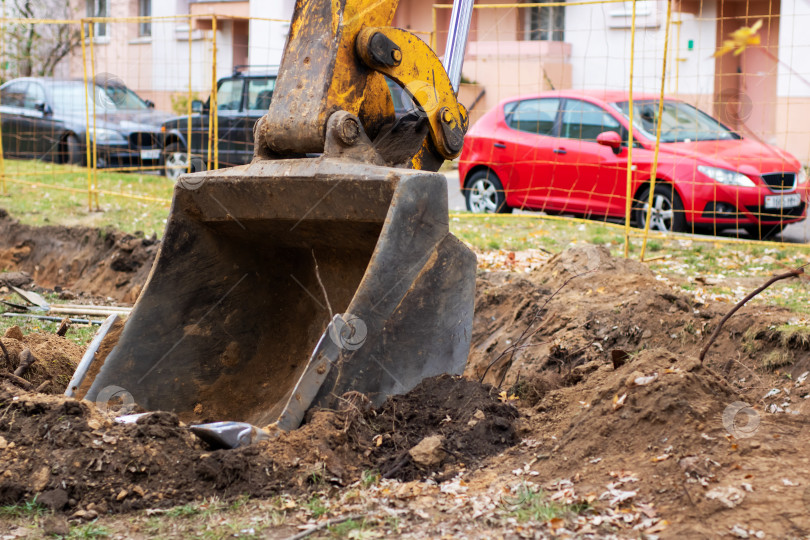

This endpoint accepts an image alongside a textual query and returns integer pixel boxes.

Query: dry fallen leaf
[634,373,659,386]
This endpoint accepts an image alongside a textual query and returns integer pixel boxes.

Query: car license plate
[140,149,161,160]
[764,193,801,209]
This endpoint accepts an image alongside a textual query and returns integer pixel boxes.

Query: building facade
[54,0,810,162]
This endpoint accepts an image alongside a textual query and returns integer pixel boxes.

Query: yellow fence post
[212,14,219,170]
[0,20,6,196]
[622,0,638,258]
[187,14,193,174]
[88,21,100,210]
[80,20,94,212]
[206,16,215,171]
[640,0,673,261]
[431,6,437,51]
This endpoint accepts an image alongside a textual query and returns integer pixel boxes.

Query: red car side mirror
[596,131,623,155]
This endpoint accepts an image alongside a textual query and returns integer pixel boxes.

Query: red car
[458,90,808,239]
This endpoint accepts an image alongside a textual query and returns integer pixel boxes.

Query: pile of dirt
[0,375,518,514]
[467,245,798,395]
[353,375,519,481]
[1,326,83,393]
[0,210,158,302]
[459,246,810,537]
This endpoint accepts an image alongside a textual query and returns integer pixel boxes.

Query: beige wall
[714,0,781,138]
[462,41,572,125]
[776,98,810,163]
[68,0,154,97]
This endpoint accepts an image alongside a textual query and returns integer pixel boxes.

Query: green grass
[0,159,173,236]
[501,484,589,523]
[304,494,329,519]
[0,497,48,518]
[67,523,111,539]
[360,470,380,488]
[328,518,370,538]
[3,164,810,317]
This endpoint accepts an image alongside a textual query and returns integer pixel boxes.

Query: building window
[525,0,565,42]
[139,0,151,37]
[86,0,108,38]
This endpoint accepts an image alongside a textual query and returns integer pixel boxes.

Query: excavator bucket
[81,0,477,431]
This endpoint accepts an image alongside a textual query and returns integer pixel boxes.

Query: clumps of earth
[0,374,518,515]
[1,325,83,394]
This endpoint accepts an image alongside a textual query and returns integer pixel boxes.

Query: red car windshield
[611,100,741,143]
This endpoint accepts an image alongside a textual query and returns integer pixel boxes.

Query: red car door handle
[553,148,567,155]
[493,142,506,149]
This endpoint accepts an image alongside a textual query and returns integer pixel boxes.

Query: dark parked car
[0,77,172,168]
[161,68,278,180]
[161,68,416,180]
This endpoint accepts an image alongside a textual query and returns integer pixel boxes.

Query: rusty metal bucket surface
[84,157,476,429]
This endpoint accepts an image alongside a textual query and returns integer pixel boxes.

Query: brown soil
[0,374,516,513]
[462,246,810,537]
[2,217,810,537]
[0,209,158,302]
[1,326,84,393]
[361,376,519,481]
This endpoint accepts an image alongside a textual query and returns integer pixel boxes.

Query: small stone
[132,485,146,497]
[409,435,446,468]
[32,466,50,492]
[116,489,128,501]
[41,515,70,536]
[473,409,486,421]
[0,272,33,289]
[4,326,24,341]
[0,436,7,449]
[70,510,98,521]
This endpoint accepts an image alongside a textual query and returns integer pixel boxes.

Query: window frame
[504,97,562,136]
[86,0,109,39]
[1,82,29,109]
[245,77,277,112]
[524,0,565,42]
[138,0,151,37]
[562,98,642,148]
[23,82,47,110]
[213,77,246,112]
[559,98,622,142]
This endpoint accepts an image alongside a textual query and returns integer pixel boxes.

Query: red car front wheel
[634,184,686,233]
